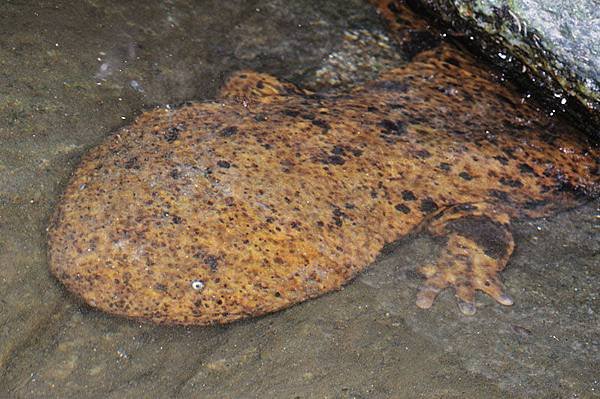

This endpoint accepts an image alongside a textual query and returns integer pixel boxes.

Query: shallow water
[1,1,598,397]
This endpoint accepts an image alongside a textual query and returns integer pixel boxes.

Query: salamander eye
[191,280,205,291]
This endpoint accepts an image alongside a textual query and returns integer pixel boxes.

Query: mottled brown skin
[48,22,600,325]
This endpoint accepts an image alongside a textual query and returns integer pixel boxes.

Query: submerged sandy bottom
[0,1,598,397]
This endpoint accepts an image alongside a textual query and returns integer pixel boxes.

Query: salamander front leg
[415,203,515,315]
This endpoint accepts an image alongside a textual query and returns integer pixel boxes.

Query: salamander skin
[48,33,600,325]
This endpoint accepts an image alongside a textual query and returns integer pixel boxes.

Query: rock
[411,0,600,139]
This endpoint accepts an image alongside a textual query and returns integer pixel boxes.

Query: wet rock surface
[0,0,598,397]
[413,0,600,139]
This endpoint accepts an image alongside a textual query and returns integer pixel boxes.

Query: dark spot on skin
[518,163,536,175]
[217,160,231,168]
[312,119,330,130]
[489,189,511,202]
[256,80,265,89]
[331,207,349,227]
[291,221,301,229]
[350,148,363,157]
[447,216,509,259]
[543,164,556,178]
[320,155,345,165]
[332,208,347,218]
[380,135,398,145]
[494,156,509,165]
[459,171,473,181]
[220,126,238,137]
[410,115,426,123]
[193,252,219,272]
[367,106,378,112]
[415,149,431,158]
[445,57,461,67]
[379,119,406,136]
[154,283,167,292]
[164,124,185,143]
[438,162,451,171]
[502,147,517,159]
[254,114,267,122]
[280,159,294,173]
[302,93,326,100]
[395,204,411,214]
[124,157,140,170]
[402,190,416,201]
[170,169,180,179]
[283,109,300,117]
[420,198,438,213]
[499,177,523,188]
[332,146,345,155]
[171,215,182,224]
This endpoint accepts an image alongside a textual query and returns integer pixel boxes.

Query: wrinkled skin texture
[48,5,600,325]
